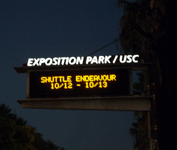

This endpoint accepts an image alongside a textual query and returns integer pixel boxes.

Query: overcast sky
[0,0,135,150]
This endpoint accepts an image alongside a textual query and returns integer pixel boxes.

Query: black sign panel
[29,69,129,98]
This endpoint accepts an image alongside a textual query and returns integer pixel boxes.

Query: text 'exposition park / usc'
[27,55,139,66]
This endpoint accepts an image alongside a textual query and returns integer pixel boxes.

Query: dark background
[29,69,129,98]
[0,0,135,149]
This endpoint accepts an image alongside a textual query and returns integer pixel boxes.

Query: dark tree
[116,0,177,149]
[0,104,65,150]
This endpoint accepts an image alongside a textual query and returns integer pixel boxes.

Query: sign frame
[26,66,130,99]
[14,54,152,111]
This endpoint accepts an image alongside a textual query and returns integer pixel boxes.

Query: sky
[0,0,135,150]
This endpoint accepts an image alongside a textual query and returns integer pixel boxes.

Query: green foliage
[116,0,165,55]
[0,104,64,150]
[14,125,36,150]
[116,0,152,53]
[116,0,168,149]
[0,116,17,149]
[33,133,64,150]
[130,71,149,150]
[129,113,149,150]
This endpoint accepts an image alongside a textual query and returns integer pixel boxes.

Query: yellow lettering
[84,75,89,82]
[110,74,116,81]
[67,76,72,82]
[75,74,116,82]
[63,76,68,82]
[55,83,60,89]
[103,82,108,88]
[53,76,58,82]
[68,83,73,89]
[41,76,47,83]
[90,75,94,81]
[94,75,99,81]
[76,75,82,82]
[42,74,116,90]
[51,83,54,89]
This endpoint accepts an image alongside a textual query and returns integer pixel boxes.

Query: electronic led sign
[29,69,129,98]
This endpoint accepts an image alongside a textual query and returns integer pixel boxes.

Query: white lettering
[26,54,140,67]
[61,57,67,65]
[119,55,126,63]
[52,57,58,65]
[45,58,52,66]
[113,55,118,64]
[98,56,104,64]
[105,55,111,64]
[33,58,40,66]
[27,58,33,66]
[86,56,92,64]
[91,56,98,64]
[65,57,69,65]
[69,57,76,65]
[126,55,132,63]
[39,58,45,66]
[76,56,84,65]
[58,58,61,65]
[132,55,139,63]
